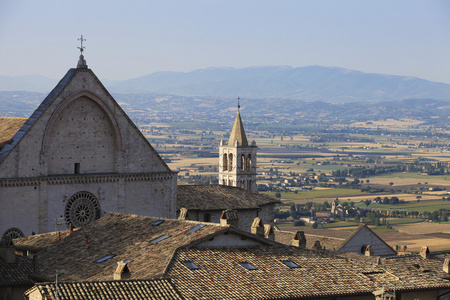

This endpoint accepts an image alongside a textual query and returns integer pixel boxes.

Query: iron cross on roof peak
[77,35,86,55]
[237,97,240,111]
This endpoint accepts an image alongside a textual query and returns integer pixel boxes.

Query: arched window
[241,154,245,171]
[223,154,228,171]
[228,154,233,170]
[246,154,252,171]
[240,181,245,189]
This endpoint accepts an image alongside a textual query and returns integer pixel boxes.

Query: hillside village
[1,53,450,300]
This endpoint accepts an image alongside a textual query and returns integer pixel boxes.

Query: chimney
[251,217,264,236]
[114,261,130,280]
[264,224,274,240]
[443,258,450,273]
[376,257,382,265]
[178,208,189,220]
[291,231,306,248]
[0,237,16,264]
[365,245,374,256]
[312,240,322,251]
[220,209,239,227]
[420,246,430,259]
[68,223,74,234]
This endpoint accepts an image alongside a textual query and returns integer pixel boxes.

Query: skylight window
[239,262,257,270]
[95,254,115,263]
[151,234,170,244]
[182,260,200,270]
[151,220,165,226]
[281,260,300,268]
[188,224,206,232]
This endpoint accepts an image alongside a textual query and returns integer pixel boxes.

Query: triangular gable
[0,67,171,176]
[337,224,397,256]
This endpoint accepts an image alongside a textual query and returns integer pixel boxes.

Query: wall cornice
[0,172,175,187]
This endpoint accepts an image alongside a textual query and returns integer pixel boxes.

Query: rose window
[65,191,101,228]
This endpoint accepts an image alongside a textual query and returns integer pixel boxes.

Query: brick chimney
[220,209,239,227]
[420,246,430,259]
[251,217,264,236]
[178,208,189,220]
[264,224,274,240]
[0,237,16,264]
[291,231,306,248]
[114,261,131,280]
[365,245,374,256]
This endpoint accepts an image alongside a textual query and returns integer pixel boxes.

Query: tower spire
[77,35,88,69]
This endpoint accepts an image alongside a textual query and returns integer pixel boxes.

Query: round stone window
[65,191,101,228]
[2,227,25,240]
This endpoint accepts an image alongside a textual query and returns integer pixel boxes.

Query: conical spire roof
[228,111,248,146]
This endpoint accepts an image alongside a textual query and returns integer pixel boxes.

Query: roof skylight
[151,220,165,226]
[151,234,170,244]
[182,260,200,270]
[281,260,300,268]
[95,254,115,263]
[188,224,206,232]
[239,262,257,270]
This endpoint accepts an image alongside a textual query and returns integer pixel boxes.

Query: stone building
[0,54,177,239]
[177,185,279,232]
[218,103,257,192]
[9,213,450,300]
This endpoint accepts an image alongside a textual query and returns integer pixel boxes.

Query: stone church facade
[0,55,177,239]
[218,107,257,192]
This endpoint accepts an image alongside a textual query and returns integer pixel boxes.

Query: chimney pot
[178,208,189,220]
[220,209,239,227]
[420,246,430,259]
[291,231,306,248]
[443,258,450,273]
[251,217,264,236]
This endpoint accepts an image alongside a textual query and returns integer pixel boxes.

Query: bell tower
[219,98,257,191]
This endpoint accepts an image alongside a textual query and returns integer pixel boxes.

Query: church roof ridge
[228,110,248,147]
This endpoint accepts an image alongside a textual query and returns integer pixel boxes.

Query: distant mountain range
[1,66,450,102]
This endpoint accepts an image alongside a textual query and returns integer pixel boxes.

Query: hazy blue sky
[1,0,449,83]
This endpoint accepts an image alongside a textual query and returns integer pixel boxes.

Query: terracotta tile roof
[0,117,27,150]
[177,185,279,211]
[0,255,34,287]
[166,247,377,299]
[274,229,344,251]
[25,278,182,300]
[228,111,248,146]
[166,247,450,299]
[14,230,74,253]
[32,213,234,282]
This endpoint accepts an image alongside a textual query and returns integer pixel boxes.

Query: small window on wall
[204,213,211,222]
[74,163,80,174]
